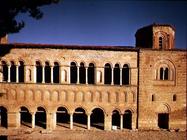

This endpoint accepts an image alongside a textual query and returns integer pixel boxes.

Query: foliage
[0,0,59,37]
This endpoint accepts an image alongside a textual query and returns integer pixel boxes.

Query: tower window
[159,37,163,49]
[160,67,169,80]
[152,94,155,101]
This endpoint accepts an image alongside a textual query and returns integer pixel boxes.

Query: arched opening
[122,64,129,85]
[79,62,86,84]
[20,107,31,128]
[45,62,51,83]
[164,68,169,80]
[152,94,155,101]
[158,113,169,129]
[160,67,164,80]
[10,61,16,82]
[91,108,104,130]
[73,107,87,129]
[36,61,42,83]
[2,61,8,82]
[35,107,46,129]
[112,110,120,129]
[114,64,120,85]
[88,63,95,84]
[173,94,177,101]
[70,62,77,83]
[104,63,111,84]
[159,37,163,49]
[56,107,70,129]
[53,62,59,83]
[123,110,132,129]
[18,61,24,82]
[0,106,7,128]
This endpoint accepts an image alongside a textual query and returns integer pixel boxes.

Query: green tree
[0,0,60,38]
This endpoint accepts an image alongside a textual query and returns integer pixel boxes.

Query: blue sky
[9,0,187,49]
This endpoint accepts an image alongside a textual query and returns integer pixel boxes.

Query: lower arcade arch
[20,106,31,128]
[123,110,132,129]
[0,106,7,128]
[112,110,120,129]
[56,107,70,129]
[73,107,87,129]
[35,107,46,129]
[91,108,104,130]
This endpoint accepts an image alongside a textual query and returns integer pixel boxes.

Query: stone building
[0,24,186,131]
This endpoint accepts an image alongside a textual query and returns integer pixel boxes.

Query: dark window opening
[160,67,169,80]
[104,63,111,84]
[45,62,51,83]
[88,63,95,84]
[158,113,169,129]
[70,62,77,83]
[112,110,120,129]
[91,108,104,130]
[164,68,169,80]
[159,37,163,49]
[79,62,86,84]
[173,95,177,101]
[2,61,8,82]
[36,61,42,83]
[122,64,129,85]
[19,61,24,82]
[114,64,120,85]
[123,110,132,129]
[53,62,59,83]
[152,94,155,101]
[0,106,7,128]
[160,67,164,80]
[10,61,16,82]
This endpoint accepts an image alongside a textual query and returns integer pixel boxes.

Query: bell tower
[135,23,175,49]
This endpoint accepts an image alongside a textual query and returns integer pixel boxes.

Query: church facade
[0,24,186,131]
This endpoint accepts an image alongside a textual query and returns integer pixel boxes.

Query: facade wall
[0,47,138,130]
[138,49,186,130]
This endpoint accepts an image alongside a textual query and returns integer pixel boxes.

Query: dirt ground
[0,129,186,140]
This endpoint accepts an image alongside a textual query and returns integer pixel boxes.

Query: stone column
[85,67,88,84]
[70,113,73,129]
[51,66,53,83]
[120,68,122,86]
[16,65,19,83]
[8,65,11,82]
[42,66,45,83]
[120,114,123,130]
[8,112,20,128]
[104,114,112,131]
[77,66,79,84]
[46,113,53,130]
[87,114,91,130]
[53,113,56,130]
[111,68,114,85]
[31,112,35,129]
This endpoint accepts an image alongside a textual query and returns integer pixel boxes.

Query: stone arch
[156,103,171,113]
[35,106,47,129]
[90,107,105,130]
[123,109,133,129]
[112,109,121,129]
[20,106,32,128]
[56,106,70,129]
[73,107,87,129]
